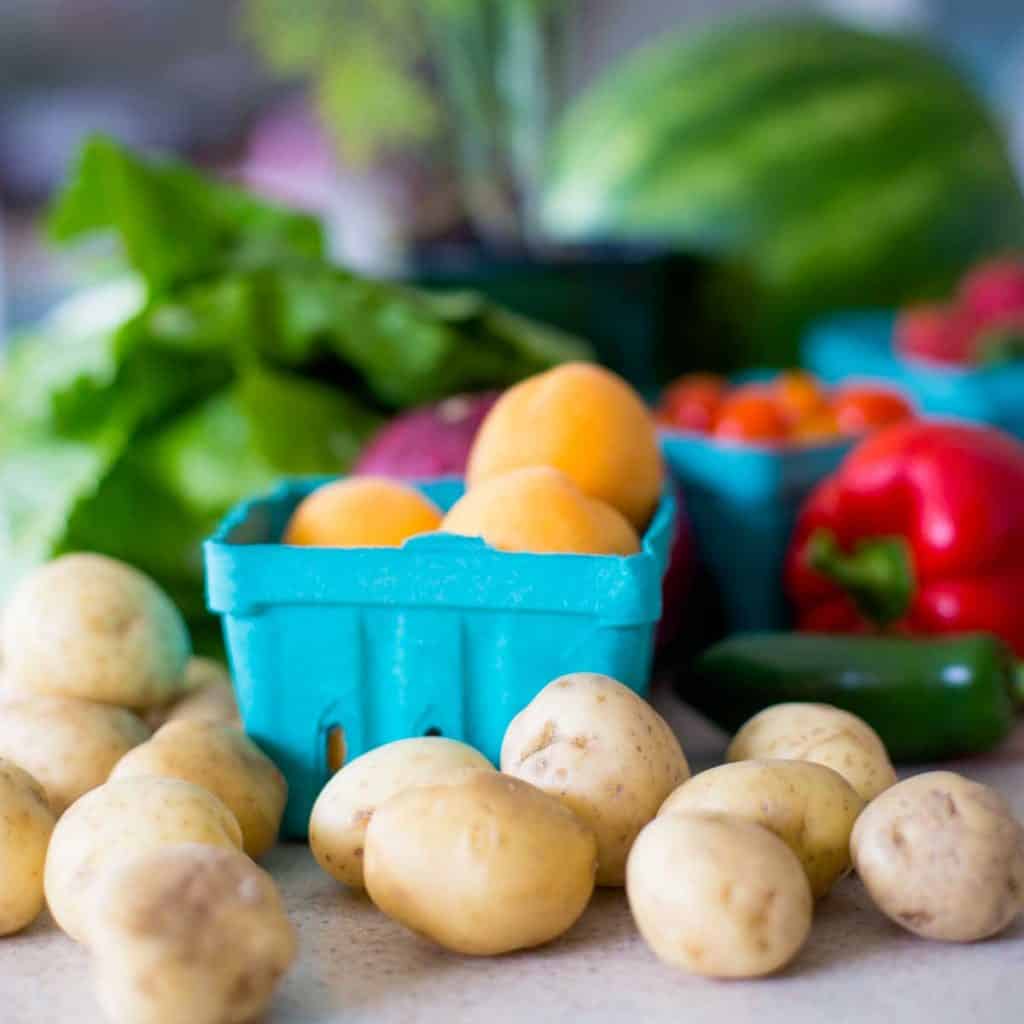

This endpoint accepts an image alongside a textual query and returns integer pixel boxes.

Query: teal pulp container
[805,311,1024,439]
[204,477,675,838]
[660,431,852,633]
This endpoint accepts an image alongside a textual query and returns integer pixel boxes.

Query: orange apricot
[466,363,663,530]
[441,466,641,556]
[283,477,442,548]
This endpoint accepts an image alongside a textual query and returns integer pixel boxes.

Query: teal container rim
[205,475,674,624]
[658,424,854,461]
[809,309,1024,383]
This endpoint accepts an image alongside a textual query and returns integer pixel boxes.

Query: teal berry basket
[659,431,852,633]
[204,477,675,838]
[805,311,1024,440]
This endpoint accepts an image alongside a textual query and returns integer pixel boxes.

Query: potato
[146,658,239,731]
[727,702,896,801]
[659,759,863,898]
[2,554,190,709]
[627,812,812,978]
[364,772,597,955]
[501,672,689,886]
[0,695,150,815]
[851,771,1024,942]
[310,736,493,889]
[90,843,296,1024]
[44,776,242,943]
[111,721,286,859]
[0,759,56,935]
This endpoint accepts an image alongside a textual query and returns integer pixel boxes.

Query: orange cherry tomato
[774,370,827,422]
[658,373,726,433]
[832,386,914,435]
[712,386,789,444]
[790,407,840,444]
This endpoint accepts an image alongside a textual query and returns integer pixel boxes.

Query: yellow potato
[0,759,56,935]
[364,773,597,955]
[111,721,286,858]
[727,702,896,801]
[0,695,150,815]
[310,737,493,888]
[91,843,296,1024]
[501,673,689,885]
[2,554,190,709]
[44,777,242,943]
[146,658,239,731]
[852,771,1024,942]
[659,759,864,898]
[627,812,812,978]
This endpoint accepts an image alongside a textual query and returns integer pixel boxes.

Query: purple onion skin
[354,392,501,479]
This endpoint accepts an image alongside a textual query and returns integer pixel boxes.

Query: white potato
[111,721,286,859]
[2,554,190,709]
[727,702,896,801]
[44,777,242,943]
[659,759,863,898]
[310,736,493,888]
[91,843,296,1024]
[0,759,56,935]
[627,812,812,978]
[501,672,689,886]
[0,695,150,815]
[852,771,1024,942]
[145,658,239,731]
[364,773,597,955]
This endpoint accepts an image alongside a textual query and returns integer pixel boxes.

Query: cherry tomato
[895,304,975,366]
[657,374,725,433]
[789,407,840,444]
[774,370,826,422]
[832,386,914,435]
[712,387,789,444]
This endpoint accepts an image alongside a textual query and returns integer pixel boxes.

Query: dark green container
[412,244,743,397]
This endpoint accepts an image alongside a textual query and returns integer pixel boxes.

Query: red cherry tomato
[774,370,826,422]
[658,374,725,433]
[713,387,789,444]
[789,407,840,444]
[832,386,914,435]
[895,304,975,366]
[959,257,1024,326]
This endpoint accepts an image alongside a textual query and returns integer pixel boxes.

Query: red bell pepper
[786,421,1024,657]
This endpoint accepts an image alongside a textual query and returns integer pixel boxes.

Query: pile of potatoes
[0,553,295,1024]
[310,674,1024,979]
[2,552,1023,1018]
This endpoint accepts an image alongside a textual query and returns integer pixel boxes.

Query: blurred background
[2,0,1023,335]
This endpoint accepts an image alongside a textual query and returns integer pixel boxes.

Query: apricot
[441,466,640,556]
[466,363,663,530]
[283,477,442,548]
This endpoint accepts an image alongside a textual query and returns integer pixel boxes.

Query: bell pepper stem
[807,529,915,627]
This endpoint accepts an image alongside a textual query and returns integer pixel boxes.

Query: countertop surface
[4,683,1023,1024]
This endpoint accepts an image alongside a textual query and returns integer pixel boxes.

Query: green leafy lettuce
[0,137,588,648]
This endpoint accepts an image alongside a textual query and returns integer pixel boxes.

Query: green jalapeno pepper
[683,632,1022,761]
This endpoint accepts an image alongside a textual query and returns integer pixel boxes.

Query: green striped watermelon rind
[542,15,1024,363]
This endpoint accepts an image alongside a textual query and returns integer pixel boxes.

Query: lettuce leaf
[0,136,589,633]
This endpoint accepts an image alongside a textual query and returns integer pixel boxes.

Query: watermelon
[542,16,1024,366]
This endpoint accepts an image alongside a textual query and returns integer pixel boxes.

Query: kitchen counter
[4,686,1023,1024]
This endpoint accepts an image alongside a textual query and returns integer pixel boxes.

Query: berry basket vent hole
[327,725,346,774]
